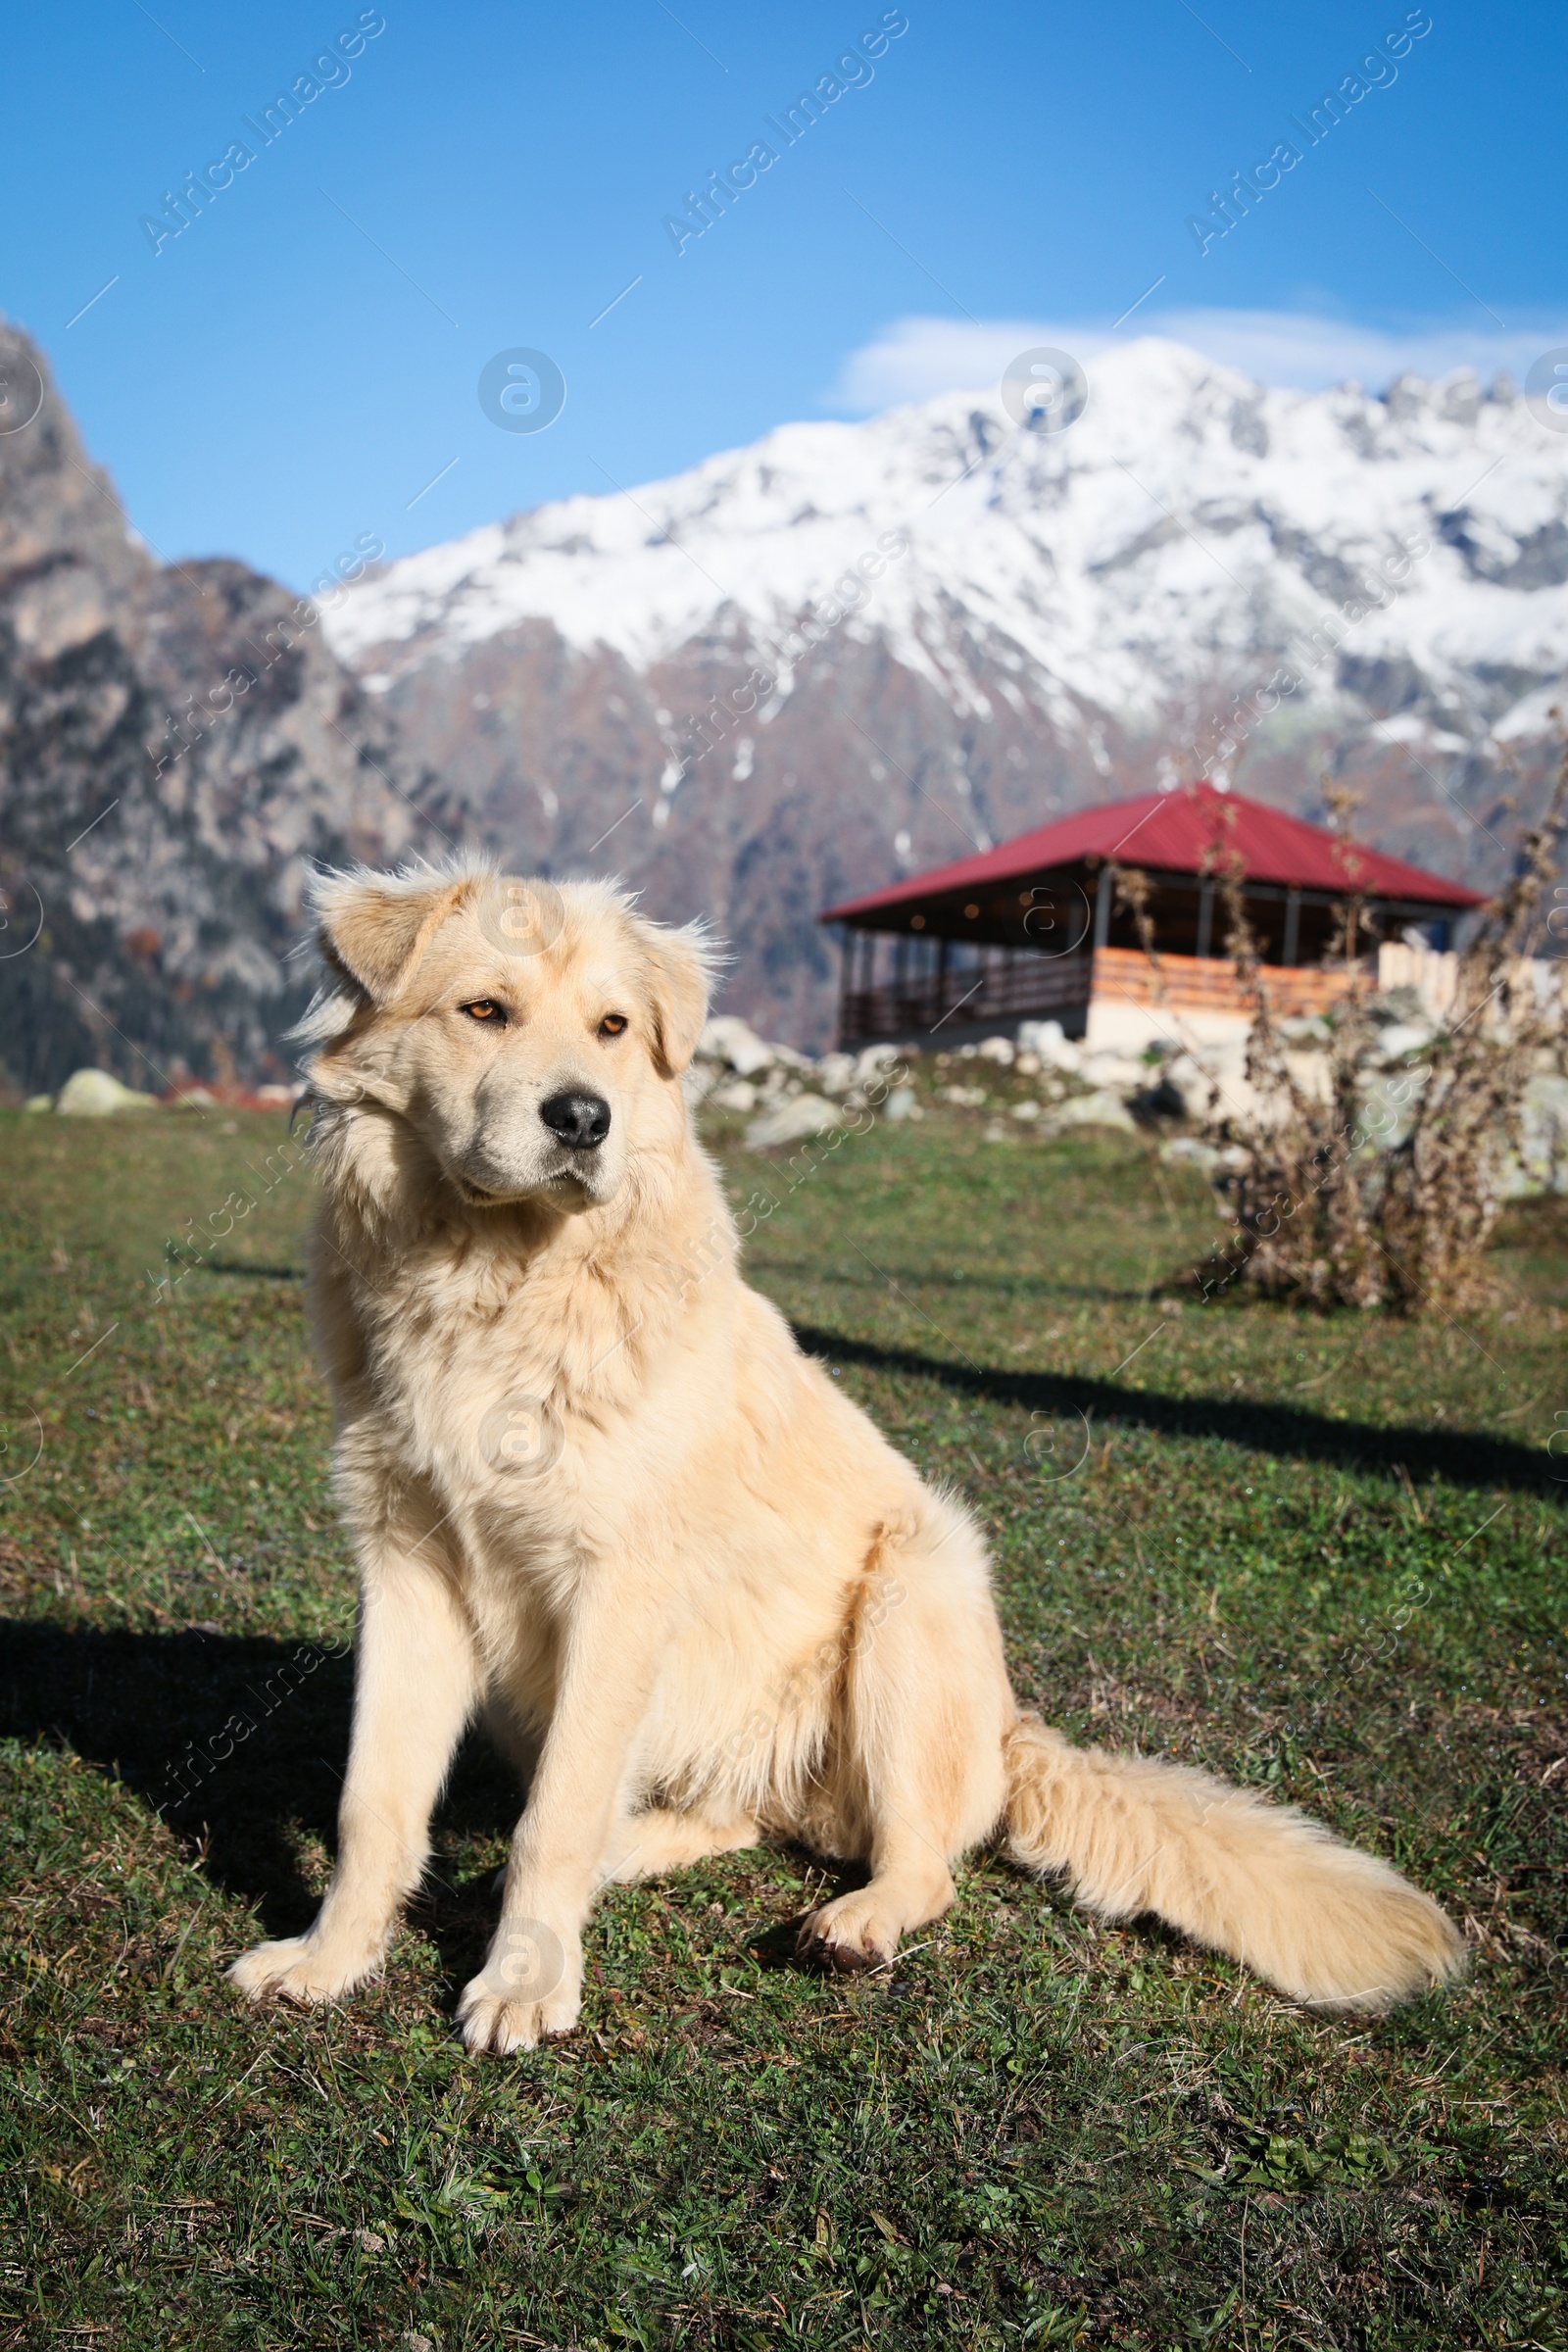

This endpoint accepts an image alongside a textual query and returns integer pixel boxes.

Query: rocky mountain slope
[326,338,1568,1044]
[0,320,449,1096]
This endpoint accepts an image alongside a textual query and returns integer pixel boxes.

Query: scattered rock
[1010,1100,1043,1120]
[1372,1021,1434,1061]
[1160,1054,1212,1119]
[1047,1090,1137,1134]
[1160,1135,1221,1169]
[976,1036,1015,1064]
[815,1052,857,1097]
[24,1095,52,1113]
[1358,1066,1431,1151]
[1130,1074,1188,1121]
[883,1086,920,1121]
[854,1043,905,1086]
[1500,1072,1568,1197]
[1079,1052,1149,1094]
[56,1068,162,1116]
[745,1094,846,1150]
[709,1078,760,1113]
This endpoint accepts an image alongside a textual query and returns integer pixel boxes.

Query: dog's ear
[314,871,472,1004]
[637,919,716,1077]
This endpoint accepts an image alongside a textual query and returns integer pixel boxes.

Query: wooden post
[1196,879,1214,960]
[835,925,851,1046]
[1283,888,1300,966]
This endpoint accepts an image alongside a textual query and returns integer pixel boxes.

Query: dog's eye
[461,1000,506,1023]
[598,1012,628,1038]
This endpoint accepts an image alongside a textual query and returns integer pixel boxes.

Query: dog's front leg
[458,1571,666,2054]
[229,1535,480,2006]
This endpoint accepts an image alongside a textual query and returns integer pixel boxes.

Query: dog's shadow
[0,1617,534,1978]
[0,1617,867,1996]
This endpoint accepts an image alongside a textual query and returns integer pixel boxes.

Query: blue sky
[5,1,1562,591]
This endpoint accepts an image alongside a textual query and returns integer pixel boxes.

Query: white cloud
[828,310,1568,412]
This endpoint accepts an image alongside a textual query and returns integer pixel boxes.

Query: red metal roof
[820,782,1486,920]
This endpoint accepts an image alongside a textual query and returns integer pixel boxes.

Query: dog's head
[297,860,715,1214]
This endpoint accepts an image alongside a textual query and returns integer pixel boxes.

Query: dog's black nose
[539,1090,612,1150]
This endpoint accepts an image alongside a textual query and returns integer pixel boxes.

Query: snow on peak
[322,335,1568,736]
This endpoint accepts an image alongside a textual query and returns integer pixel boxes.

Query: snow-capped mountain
[9,322,1559,1091]
[329,336,1567,747]
[319,337,1568,1042]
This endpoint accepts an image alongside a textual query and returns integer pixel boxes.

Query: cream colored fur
[228,858,1463,2051]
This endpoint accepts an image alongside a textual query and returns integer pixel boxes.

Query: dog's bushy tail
[1003,1713,1463,2010]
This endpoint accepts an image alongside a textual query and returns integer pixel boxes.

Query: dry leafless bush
[1378,748,1568,1308]
[1134,760,1568,1313]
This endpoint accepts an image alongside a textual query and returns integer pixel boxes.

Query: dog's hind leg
[597,1806,760,1884]
[797,1495,1011,1972]
[229,1532,480,2006]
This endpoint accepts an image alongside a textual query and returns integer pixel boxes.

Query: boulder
[745,1094,847,1150]
[814,1052,857,1097]
[1016,1019,1081,1073]
[709,1078,760,1112]
[976,1036,1014,1064]
[883,1086,921,1121]
[1500,1073,1568,1198]
[698,1016,774,1078]
[56,1068,161,1116]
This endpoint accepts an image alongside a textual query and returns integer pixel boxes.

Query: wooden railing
[838,950,1092,1048]
[837,940,1380,1045]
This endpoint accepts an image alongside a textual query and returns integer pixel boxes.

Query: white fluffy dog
[229,861,1462,2052]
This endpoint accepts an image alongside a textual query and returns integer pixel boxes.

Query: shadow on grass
[0,1618,521,1977]
[201,1259,305,1282]
[791,1322,1565,1496]
[0,1622,899,2002]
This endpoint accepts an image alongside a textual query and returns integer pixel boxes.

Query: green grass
[1,1105,1564,2350]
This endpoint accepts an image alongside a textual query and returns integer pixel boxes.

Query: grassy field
[1,1102,1564,2350]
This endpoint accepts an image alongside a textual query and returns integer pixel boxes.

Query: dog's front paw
[227,1933,380,2006]
[456,1981,581,2054]
[457,1915,581,2055]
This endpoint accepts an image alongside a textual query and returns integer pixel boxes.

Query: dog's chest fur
[334,1203,715,1590]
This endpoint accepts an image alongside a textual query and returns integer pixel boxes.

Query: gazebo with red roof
[818,782,1484,1050]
